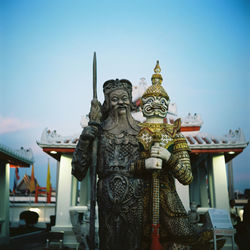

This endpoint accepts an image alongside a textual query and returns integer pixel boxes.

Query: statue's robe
[72,125,144,250]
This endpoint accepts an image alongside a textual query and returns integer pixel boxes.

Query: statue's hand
[151,145,171,162]
[81,126,98,141]
[145,157,162,170]
[89,99,102,124]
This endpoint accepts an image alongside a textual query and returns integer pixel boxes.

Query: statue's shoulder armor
[172,119,190,153]
[164,118,181,137]
[173,118,181,133]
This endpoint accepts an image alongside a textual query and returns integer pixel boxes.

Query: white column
[71,177,78,206]
[175,180,190,212]
[52,154,78,248]
[0,163,10,245]
[212,155,230,211]
[53,155,73,228]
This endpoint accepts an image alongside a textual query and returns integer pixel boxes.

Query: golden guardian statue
[131,61,212,250]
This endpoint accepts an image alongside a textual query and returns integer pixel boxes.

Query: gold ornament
[137,119,181,150]
[142,60,169,100]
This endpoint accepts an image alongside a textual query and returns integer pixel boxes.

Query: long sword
[93,52,97,100]
[89,51,98,250]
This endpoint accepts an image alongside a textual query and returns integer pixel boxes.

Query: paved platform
[2,231,242,250]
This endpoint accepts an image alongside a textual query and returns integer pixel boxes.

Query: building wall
[189,158,211,208]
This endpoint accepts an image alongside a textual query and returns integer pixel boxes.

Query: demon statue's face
[110,89,130,116]
[142,95,169,118]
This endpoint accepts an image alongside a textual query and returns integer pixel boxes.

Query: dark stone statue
[72,79,143,250]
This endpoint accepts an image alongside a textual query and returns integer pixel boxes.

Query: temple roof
[0,143,34,167]
[37,125,248,150]
[16,174,39,192]
[37,122,248,162]
[183,129,247,149]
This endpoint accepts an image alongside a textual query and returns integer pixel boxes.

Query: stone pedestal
[69,206,89,249]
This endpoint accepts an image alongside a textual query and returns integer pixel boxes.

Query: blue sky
[0,0,249,192]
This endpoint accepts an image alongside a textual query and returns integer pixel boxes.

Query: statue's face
[110,89,130,115]
[142,95,169,118]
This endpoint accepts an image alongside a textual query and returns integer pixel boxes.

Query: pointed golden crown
[142,61,169,100]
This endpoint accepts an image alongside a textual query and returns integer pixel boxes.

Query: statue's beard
[111,104,128,119]
[102,105,139,134]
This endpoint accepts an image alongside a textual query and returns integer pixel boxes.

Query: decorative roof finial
[151,60,163,85]
[154,60,161,73]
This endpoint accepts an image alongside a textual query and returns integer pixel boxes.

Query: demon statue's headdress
[142,61,169,101]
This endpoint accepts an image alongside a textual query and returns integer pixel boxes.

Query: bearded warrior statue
[72,79,144,250]
[131,62,212,250]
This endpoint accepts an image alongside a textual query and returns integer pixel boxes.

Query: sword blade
[93,52,97,100]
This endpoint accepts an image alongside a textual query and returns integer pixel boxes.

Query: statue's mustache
[115,104,128,109]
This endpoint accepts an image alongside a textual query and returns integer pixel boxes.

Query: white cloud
[0,115,33,134]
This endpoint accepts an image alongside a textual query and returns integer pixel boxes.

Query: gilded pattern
[137,119,181,151]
